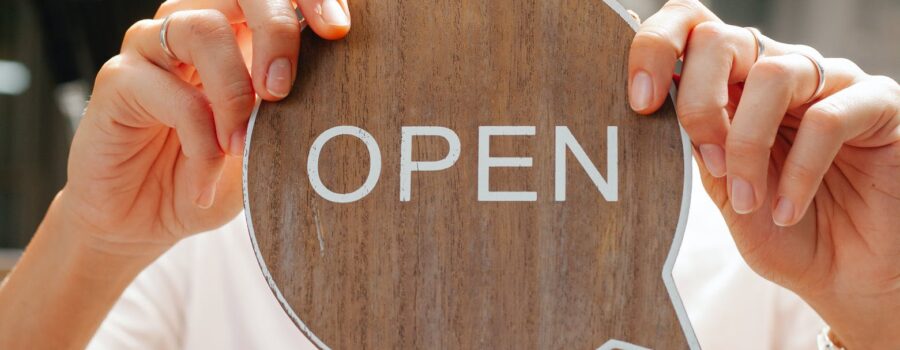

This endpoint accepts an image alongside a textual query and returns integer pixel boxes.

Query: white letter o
[307,126,382,203]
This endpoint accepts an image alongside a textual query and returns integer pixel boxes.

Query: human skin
[628,1,900,348]
[0,0,350,348]
[1,0,898,348]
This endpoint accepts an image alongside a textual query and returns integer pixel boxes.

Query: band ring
[791,51,827,104]
[159,15,177,61]
[746,27,766,62]
[294,7,308,31]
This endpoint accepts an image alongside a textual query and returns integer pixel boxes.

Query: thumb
[297,0,351,40]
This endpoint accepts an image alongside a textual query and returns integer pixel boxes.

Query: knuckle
[871,77,900,116]
[188,133,223,159]
[192,141,223,160]
[869,76,900,117]
[752,57,794,80]
[686,22,740,57]
[748,57,797,92]
[177,89,212,119]
[633,28,679,58]
[829,57,863,76]
[868,75,900,93]
[93,56,135,114]
[691,21,730,43]
[676,102,721,128]
[804,103,845,136]
[254,15,301,40]
[95,55,131,87]
[122,20,154,49]
[156,1,174,17]
[783,160,819,183]
[725,133,768,158]
[182,137,222,160]
[634,27,670,47]
[220,80,255,113]
[173,106,220,159]
[184,10,232,40]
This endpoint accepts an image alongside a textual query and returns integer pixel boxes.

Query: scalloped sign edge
[241,0,698,348]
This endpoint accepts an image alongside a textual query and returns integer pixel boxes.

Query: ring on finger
[159,14,178,61]
[746,27,766,62]
[790,51,827,104]
[294,7,308,31]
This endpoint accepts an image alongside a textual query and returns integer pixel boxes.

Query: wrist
[53,188,173,261]
[37,191,168,288]
[809,292,900,349]
[0,191,167,348]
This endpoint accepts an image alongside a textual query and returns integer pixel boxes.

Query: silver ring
[294,7,308,31]
[159,15,178,61]
[791,51,827,103]
[746,27,766,62]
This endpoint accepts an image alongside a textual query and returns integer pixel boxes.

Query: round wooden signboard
[243,0,695,348]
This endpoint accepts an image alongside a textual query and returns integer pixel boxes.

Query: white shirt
[88,162,824,349]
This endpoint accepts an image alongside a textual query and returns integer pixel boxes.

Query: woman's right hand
[60,0,351,257]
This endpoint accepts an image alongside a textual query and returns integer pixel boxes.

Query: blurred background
[0,0,898,274]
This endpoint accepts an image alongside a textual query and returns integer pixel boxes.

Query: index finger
[157,0,351,101]
[296,0,351,40]
[237,0,303,100]
[240,0,350,100]
[628,0,720,114]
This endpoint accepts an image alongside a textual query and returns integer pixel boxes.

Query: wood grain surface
[246,0,690,348]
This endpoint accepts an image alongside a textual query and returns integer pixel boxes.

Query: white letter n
[555,126,618,202]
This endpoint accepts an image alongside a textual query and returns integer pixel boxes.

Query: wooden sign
[243,0,695,348]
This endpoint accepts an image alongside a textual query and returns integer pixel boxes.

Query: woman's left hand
[628,1,900,348]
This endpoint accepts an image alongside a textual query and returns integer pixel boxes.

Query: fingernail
[731,177,755,214]
[319,0,350,27]
[773,196,795,227]
[698,144,726,178]
[630,70,652,111]
[266,57,292,98]
[229,128,247,157]
[196,184,216,209]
